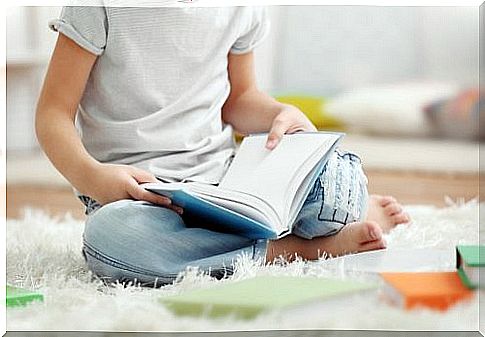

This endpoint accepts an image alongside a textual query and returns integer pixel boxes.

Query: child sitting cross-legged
[36,6,410,286]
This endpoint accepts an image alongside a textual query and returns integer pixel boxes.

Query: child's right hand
[84,163,183,214]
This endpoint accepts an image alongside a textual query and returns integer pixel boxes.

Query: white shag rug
[7,200,482,332]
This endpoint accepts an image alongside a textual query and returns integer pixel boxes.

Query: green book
[456,245,485,289]
[6,285,44,307]
[160,276,376,319]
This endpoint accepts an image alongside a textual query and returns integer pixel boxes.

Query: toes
[349,221,382,244]
[404,212,411,222]
[359,237,387,252]
[385,203,402,216]
[366,221,383,243]
[392,212,410,224]
[378,195,396,207]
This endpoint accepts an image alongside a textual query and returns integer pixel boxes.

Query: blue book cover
[151,189,279,239]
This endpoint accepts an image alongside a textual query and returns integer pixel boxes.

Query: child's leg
[82,200,267,287]
[292,149,409,239]
[266,149,409,262]
[266,221,386,262]
[292,149,369,240]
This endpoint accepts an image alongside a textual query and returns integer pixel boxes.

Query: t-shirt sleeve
[49,6,108,56]
[230,7,270,55]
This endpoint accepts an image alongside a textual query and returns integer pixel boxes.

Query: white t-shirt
[49,6,269,183]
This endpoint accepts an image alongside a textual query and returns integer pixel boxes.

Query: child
[36,6,409,286]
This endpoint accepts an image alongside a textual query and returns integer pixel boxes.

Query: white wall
[255,6,478,95]
[418,7,478,85]
[253,6,285,92]
[7,7,61,151]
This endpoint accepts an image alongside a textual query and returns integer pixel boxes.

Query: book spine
[456,246,462,269]
[457,266,476,289]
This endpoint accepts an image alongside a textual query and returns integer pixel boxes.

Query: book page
[220,133,341,223]
[320,248,455,273]
[188,183,280,227]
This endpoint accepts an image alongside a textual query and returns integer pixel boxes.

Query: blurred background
[6,6,481,219]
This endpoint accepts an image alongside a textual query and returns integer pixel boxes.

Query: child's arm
[36,34,180,212]
[222,52,317,149]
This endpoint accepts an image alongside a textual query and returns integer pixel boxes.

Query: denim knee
[82,199,184,285]
[83,199,183,246]
[292,149,369,239]
[81,199,262,287]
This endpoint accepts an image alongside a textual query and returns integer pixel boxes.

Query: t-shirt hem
[229,22,270,55]
[49,19,104,56]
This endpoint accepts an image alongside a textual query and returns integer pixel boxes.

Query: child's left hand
[266,104,317,150]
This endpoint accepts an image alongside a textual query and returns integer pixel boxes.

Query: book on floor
[456,245,484,289]
[160,276,376,319]
[320,248,455,273]
[6,285,44,307]
[143,132,343,239]
[380,271,474,311]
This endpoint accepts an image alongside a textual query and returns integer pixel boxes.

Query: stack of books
[456,245,484,289]
[379,244,483,311]
[159,245,483,318]
[380,271,473,311]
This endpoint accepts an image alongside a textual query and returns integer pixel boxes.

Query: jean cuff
[253,239,268,264]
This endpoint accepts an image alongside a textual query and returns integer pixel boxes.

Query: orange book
[380,272,474,311]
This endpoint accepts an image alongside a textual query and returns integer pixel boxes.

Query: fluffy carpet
[6,199,482,331]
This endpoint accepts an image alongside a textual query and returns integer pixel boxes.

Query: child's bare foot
[308,220,387,257]
[365,195,410,233]
[266,221,386,263]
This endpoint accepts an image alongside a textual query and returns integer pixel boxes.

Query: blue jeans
[80,149,368,286]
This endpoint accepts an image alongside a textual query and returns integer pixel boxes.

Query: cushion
[325,82,459,137]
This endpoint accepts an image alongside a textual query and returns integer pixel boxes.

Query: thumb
[130,167,158,184]
[266,118,288,150]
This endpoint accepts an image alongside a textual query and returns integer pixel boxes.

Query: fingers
[266,117,289,150]
[265,106,317,150]
[165,204,184,215]
[129,168,184,214]
[127,179,170,205]
[130,167,159,183]
[126,179,183,214]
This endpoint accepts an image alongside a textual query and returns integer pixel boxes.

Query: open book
[143,132,343,239]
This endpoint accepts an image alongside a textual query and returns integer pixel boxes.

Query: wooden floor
[6,170,480,220]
